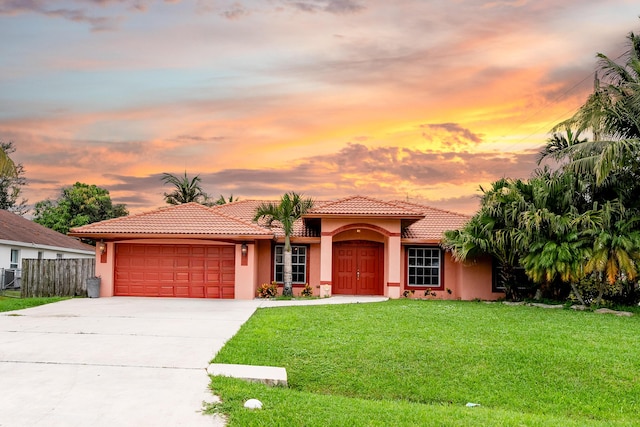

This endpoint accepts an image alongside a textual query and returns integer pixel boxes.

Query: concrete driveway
[0,297,262,427]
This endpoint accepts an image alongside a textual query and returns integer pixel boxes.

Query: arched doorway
[332,240,384,295]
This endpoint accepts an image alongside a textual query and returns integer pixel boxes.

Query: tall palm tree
[253,192,314,296]
[556,29,640,185]
[161,171,208,205]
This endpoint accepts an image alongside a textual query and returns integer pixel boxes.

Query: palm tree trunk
[283,235,293,296]
[570,282,587,306]
[594,281,606,306]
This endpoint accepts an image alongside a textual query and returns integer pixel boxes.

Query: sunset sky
[1,1,638,215]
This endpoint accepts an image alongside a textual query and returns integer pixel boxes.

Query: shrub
[402,290,415,298]
[257,282,278,298]
[301,283,313,297]
[570,276,640,306]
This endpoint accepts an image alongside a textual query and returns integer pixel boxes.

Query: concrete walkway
[0,295,386,426]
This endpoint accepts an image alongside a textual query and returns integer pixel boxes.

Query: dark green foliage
[0,141,28,215]
[161,171,208,205]
[446,25,640,304]
[33,182,128,235]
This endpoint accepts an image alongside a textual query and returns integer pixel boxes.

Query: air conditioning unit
[2,269,16,289]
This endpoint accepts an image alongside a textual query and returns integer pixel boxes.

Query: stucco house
[68,195,502,300]
[0,209,95,288]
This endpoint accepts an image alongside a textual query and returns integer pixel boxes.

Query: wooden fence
[21,258,96,297]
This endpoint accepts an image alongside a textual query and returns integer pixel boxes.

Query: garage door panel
[191,259,205,268]
[115,243,235,298]
[175,272,190,282]
[175,258,189,268]
[221,287,234,298]
[159,286,175,296]
[190,286,205,297]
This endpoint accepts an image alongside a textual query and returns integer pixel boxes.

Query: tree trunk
[500,265,517,301]
[283,236,293,296]
[594,281,606,307]
[570,282,586,306]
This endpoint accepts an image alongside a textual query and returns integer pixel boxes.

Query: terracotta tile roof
[393,200,470,241]
[68,198,469,242]
[68,203,273,238]
[306,195,425,217]
[0,210,94,252]
[212,200,322,238]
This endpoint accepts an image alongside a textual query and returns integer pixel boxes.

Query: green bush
[257,281,278,298]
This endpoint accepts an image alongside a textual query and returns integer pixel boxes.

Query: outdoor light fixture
[241,243,248,256]
[98,240,107,255]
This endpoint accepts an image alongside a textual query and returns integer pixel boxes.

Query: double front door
[332,241,383,295]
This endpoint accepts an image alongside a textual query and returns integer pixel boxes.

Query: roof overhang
[303,213,425,220]
[66,232,275,241]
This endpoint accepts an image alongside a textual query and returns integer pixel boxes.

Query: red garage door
[114,244,235,298]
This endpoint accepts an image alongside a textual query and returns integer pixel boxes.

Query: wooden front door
[332,241,383,295]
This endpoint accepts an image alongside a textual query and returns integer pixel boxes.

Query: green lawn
[0,294,67,312]
[209,300,640,426]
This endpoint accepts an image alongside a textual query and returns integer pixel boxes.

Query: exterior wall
[0,241,94,271]
[256,239,273,290]
[308,243,321,296]
[255,240,322,297]
[400,248,502,301]
[235,242,257,299]
[456,255,503,301]
[320,218,402,297]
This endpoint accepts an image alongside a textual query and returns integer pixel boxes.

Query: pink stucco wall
[235,242,257,299]
[399,250,502,301]
[456,255,502,300]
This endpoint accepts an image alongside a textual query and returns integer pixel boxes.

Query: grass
[0,293,68,312]
[209,299,640,426]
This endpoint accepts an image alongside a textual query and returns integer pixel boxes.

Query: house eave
[66,232,275,241]
[304,213,425,220]
[401,238,443,246]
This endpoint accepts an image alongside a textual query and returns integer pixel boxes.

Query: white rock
[465,402,481,407]
[244,399,263,409]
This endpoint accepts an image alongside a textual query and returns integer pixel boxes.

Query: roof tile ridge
[365,197,425,213]
[392,200,471,218]
[308,195,361,210]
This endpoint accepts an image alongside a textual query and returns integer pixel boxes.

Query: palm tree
[538,125,587,165]
[443,178,529,300]
[0,144,17,178]
[215,194,238,205]
[556,29,640,185]
[161,171,208,205]
[584,202,640,305]
[253,192,314,296]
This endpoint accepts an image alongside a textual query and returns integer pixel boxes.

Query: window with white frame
[56,253,63,259]
[10,249,19,269]
[274,245,307,284]
[407,247,441,287]
[38,251,44,260]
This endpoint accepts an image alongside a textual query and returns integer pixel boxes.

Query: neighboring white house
[0,210,95,288]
